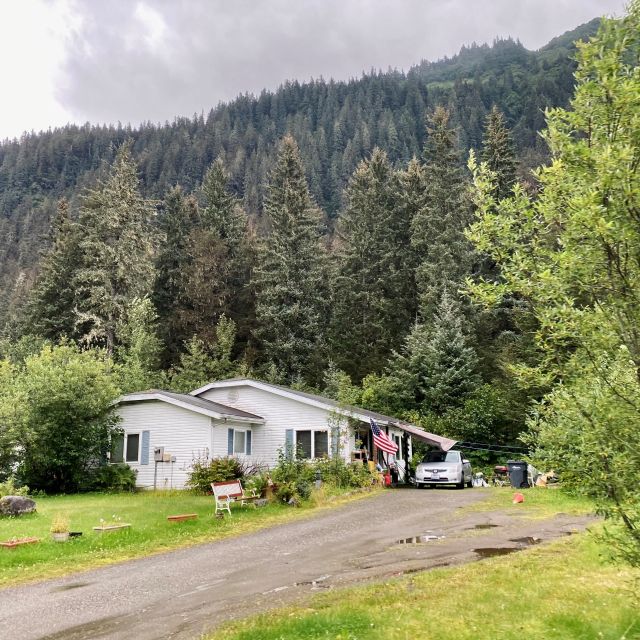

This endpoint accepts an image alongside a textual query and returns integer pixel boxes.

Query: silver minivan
[415,450,472,489]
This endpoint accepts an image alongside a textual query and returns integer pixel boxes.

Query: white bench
[211,480,259,516]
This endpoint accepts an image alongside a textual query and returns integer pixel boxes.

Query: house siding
[198,385,351,467]
[117,401,227,489]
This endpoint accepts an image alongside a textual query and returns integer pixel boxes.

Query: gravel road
[0,488,592,640]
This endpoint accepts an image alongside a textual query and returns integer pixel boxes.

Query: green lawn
[461,485,596,519]
[0,489,374,588]
[207,533,639,640]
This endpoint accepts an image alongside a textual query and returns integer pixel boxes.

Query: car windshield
[422,451,460,464]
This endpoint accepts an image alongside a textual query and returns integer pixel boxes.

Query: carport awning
[396,423,457,452]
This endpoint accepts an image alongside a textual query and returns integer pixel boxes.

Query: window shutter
[140,431,150,465]
[227,428,234,455]
[285,429,294,457]
[246,430,252,455]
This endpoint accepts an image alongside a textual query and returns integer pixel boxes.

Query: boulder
[0,495,36,517]
[254,498,268,508]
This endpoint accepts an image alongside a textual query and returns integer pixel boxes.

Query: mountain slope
[0,19,601,331]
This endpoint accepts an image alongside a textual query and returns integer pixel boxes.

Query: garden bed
[0,537,40,549]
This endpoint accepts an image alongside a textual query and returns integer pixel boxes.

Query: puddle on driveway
[473,547,520,558]
[510,536,541,545]
[52,582,93,592]
[396,534,444,544]
[472,524,499,530]
[474,536,543,558]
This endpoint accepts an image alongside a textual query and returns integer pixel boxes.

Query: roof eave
[116,393,264,424]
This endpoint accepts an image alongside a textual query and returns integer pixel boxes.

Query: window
[111,434,124,463]
[228,428,252,455]
[296,430,329,459]
[126,434,140,462]
[423,450,461,464]
[233,430,246,455]
[314,431,329,458]
[111,433,140,463]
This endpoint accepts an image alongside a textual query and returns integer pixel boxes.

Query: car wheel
[457,477,465,489]
[466,478,473,488]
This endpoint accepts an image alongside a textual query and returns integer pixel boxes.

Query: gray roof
[119,389,263,420]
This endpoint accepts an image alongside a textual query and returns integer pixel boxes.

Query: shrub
[187,456,247,494]
[313,458,374,489]
[0,476,29,497]
[90,464,137,492]
[275,481,297,503]
[271,448,375,503]
[245,471,271,497]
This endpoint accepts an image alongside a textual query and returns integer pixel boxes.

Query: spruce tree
[74,144,156,355]
[412,107,473,320]
[481,105,517,199]
[182,159,254,347]
[116,297,163,393]
[389,290,479,415]
[27,199,83,341]
[169,315,239,392]
[330,148,415,380]
[152,186,199,364]
[252,135,327,383]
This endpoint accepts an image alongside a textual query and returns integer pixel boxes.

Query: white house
[114,378,456,490]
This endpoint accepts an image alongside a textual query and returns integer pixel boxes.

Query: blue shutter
[140,430,150,465]
[246,430,252,455]
[285,429,294,458]
[227,428,234,455]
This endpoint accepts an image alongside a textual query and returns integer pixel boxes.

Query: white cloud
[0,0,77,140]
[0,0,629,140]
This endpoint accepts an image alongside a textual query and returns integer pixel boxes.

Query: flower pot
[51,531,70,542]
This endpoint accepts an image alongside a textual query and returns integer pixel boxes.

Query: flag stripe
[370,418,398,454]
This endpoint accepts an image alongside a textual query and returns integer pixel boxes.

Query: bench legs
[215,497,232,516]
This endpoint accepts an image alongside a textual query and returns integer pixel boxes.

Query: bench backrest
[212,479,243,499]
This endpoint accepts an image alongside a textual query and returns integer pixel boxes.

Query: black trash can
[507,460,529,488]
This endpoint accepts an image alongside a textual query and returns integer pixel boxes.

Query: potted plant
[50,513,70,542]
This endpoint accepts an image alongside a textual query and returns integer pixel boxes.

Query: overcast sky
[0,0,627,140]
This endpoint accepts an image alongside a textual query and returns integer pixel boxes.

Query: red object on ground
[512,493,525,503]
[384,473,392,486]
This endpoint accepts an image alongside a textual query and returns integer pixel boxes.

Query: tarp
[393,422,457,452]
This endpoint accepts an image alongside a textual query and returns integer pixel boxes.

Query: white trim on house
[119,391,264,424]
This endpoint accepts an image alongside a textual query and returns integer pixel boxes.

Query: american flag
[370,418,398,455]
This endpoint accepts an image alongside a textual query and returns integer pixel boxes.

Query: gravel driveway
[0,488,592,640]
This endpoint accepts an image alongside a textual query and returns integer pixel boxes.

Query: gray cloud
[58,0,626,127]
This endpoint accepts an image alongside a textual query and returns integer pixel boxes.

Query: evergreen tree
[169,315,239,392]
[412,107,474,320]
[183,158,254,347]
[330,148,414,380]
[27,199,82,341]
[116,297,163,393]
[152,186,199,364]
[481,105,517,199]
[389,290,479,415]
[252,135,327,383]
[74,144,156,355]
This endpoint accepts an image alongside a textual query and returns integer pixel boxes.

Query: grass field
[0,488,374,588]
[207,531,639,640]
[461,485,596,518]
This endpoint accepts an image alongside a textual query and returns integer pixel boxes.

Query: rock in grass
[0,495,37,517]
[254,499,268,508]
